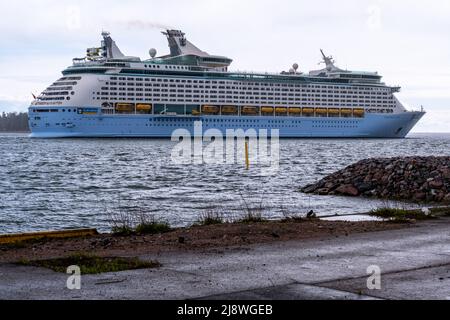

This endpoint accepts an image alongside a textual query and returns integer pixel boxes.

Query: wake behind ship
[29,30,425,138]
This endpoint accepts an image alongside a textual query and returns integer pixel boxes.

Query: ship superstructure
[28,30,425,138]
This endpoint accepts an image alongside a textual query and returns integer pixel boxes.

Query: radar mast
[320,49,336,71]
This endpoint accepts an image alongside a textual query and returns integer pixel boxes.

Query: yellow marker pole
[245,141,250,170]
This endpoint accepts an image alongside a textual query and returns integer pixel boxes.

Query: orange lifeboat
[328,108,340,117]
[302,108,314,116]
[202,105,219,114]
[341,108,353,117]
[289,108,302,115]
[275,107,288,114]
[115,103,134,113]
[353,108,365,117]
[315,108,328,116]
[221,106,238,114]
[136,104,152,113]
[261,107,274,113]
[241,106,258,115]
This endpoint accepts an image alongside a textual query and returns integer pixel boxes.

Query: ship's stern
[28,106,82,138]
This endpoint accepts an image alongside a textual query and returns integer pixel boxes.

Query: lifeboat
[328,108,340,116]
[302,108,314,116]
[221,106,238,114]
[261,107,274,113]
[341,108,353,117]
[353,108,365,117]
[202,105,219,114]
[191,109,201,115]
[241,106,258,115]
[275,107,288,114]
[315,108,328,116]
[289,108,302,115]
[115,103,134,113]
[136,104,152,112]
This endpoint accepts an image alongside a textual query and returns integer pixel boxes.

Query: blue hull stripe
[28,108,425,139]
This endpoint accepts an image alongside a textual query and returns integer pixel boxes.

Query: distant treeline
[0,112,30,132]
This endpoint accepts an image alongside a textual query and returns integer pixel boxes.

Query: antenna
[320,49,326,59]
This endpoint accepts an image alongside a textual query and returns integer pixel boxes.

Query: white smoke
[120,20,175,31]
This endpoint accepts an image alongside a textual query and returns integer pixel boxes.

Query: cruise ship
[28,30,425,138]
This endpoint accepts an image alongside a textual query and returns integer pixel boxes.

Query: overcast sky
[1,0,449,132]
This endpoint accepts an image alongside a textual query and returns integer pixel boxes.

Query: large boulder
[335,184,360,197]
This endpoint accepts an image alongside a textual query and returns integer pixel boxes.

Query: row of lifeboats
[198,105,365,117]
[105,103,364,117]
[114,103,153,113]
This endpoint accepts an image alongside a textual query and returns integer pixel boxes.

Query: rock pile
[301,156,450,203]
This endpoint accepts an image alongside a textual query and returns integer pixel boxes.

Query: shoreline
[0,218,421,264]
[2,204,449,264]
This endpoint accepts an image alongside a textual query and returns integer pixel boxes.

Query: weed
[196,210,225,226]
[236,193,268,223]
[135,215,171,235]
[369,207,432,222]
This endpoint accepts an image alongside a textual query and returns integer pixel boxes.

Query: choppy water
[1,132,449,234]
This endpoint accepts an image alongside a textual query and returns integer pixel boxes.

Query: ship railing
[408,105,425,113]
[72,58,87,65]
[230,70,302,77]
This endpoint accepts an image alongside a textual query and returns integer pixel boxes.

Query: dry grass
[369,207,433,222]
[17,253,160,274]
[236,193,268,223]
[196,210,226,226]
[105,197,171,235]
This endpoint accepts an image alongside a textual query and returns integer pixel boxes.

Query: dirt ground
[0,219,412,263]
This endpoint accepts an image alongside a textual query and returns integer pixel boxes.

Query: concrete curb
[0,228,98,244]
